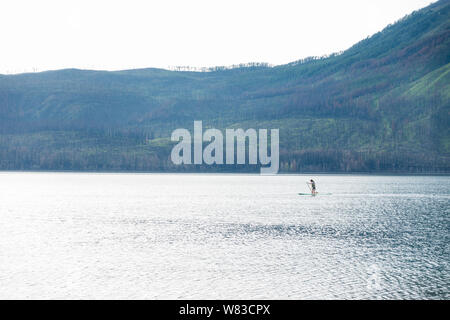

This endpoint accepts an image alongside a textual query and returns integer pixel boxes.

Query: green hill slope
[0,0,449,172]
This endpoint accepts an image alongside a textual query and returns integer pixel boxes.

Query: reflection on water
[0,173,448,299]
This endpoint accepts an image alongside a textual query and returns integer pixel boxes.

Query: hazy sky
[0,0,437,74]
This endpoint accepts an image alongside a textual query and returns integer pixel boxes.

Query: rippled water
[0,172,448,299]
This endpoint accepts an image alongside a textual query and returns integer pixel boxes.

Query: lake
[0,172,448,299]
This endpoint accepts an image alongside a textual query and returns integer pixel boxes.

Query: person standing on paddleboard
[307,179,317,195]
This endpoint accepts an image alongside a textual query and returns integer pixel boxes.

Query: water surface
[0,173,448,299]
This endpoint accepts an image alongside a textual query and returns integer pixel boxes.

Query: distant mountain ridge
[0,0,449,172]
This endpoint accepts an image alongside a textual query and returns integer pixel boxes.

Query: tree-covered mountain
[0,0,449,172]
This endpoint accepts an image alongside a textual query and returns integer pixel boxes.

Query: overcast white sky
[0,0,437,74]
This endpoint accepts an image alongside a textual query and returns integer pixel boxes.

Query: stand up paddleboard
[298,192,332,196]
[301,181,332,195]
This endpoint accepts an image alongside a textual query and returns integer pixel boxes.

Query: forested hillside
[0,0,449,172]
